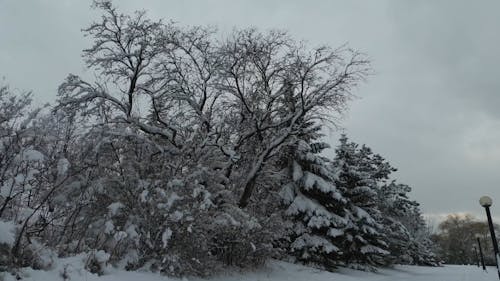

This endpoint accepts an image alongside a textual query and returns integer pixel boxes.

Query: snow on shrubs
[0,1,436,278]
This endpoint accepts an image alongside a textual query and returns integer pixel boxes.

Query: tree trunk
[238,177,256,208]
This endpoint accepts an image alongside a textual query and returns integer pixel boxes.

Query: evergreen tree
[378,181,438,266]
[403,205,439,266]
[333,135,392,269]
[280,126,351,269]
[377,182,417,264]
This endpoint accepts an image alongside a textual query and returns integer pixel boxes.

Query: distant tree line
[0,0,437,277]
[432,214,499,266]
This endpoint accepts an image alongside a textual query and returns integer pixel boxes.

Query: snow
[107,202,124,215]
[292,161,303,181]
[192,187,214,210]
[300,171,343,201]
[140,190,149,202]
[287,193,347,227]
[125,225,138,239]
[0,180,12,197]
[327,228,344,237]
[353,206,376,224]
[360,245,390,255]
[279,183,295,203]
[161,227,173,248]
[292,234,339,254]
[114,231,128,241]
[94,250,110,263]
[20,149,45,161]
[170,210,184,221]
[57,157,70,176]
[0,220,16,245]
[2,258,497,281]
[104,220,115,234]
[213,212,241,227]
[157,192,182,210]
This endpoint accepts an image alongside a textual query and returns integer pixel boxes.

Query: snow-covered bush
[0,85,57,269]
[17,241,57,270]
[156,204,274,277]
[0,220,16,271]
[208,206,273,267]
[86,250,110,275]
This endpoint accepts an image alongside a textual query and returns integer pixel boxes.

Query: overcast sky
[1,0,500,223]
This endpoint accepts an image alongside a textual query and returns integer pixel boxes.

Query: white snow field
[2,258,497,281]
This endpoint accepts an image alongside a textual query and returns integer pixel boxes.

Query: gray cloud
[1,0,499,221]
[337,0,500,218]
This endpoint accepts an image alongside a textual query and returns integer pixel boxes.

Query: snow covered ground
[2,258,497,281]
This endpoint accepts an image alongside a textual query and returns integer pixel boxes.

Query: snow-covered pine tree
[377,181,416,264]
[333,135,391,269]
[280,124,350,269]
[377,181,438,266]
[403,204,439,266]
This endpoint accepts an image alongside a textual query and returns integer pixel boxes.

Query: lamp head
[480,196,493,207]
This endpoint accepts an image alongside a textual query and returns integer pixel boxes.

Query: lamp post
[480,195,500,279]
[473,246,479,268]
[476,236,486,271]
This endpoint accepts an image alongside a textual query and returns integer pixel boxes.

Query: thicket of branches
[431,214,499,266]
[0,1,437,277]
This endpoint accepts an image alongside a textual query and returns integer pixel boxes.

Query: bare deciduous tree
[57,1,370,209]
